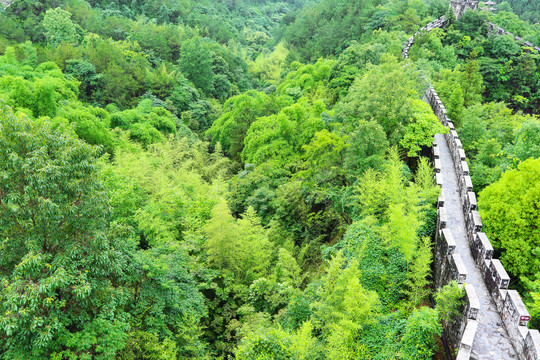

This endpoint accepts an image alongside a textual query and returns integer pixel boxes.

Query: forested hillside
[0,0,538,359]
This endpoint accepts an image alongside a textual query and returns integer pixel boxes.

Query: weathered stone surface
[432,132,518,359]
[460,160,469,176]
[464,191,477,211]
[438,206,448,229]
[504,290,531,327]
[436,172,443,187]
[450,0,479,19]
[472,232,494,265]
[434,158,442,173]
[452,253,468,284]
[490,259,511,290]
[465,284,480,320]
[433,145,440,160]
[438,194,445,208]
[409,12,538,359]
[460,319,478,352]
[525,330,540,360]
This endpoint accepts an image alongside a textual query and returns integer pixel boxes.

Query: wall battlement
[450,0,479,19]
[403,6,540,359]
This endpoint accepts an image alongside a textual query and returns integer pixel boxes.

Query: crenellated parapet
[487,22,540,53]
[425,81,540,360]
[450,0,479,20]
[402,7,540,359]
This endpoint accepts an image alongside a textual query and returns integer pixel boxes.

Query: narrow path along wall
[403,3,540,359]
[487,22,540,53]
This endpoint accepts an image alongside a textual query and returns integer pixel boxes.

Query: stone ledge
[409,16,540,359]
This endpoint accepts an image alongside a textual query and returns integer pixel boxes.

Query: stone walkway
[435,133,518,360]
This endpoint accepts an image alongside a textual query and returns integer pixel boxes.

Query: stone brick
[525,330,540,360]
[434,158,442,173]
[438,194,445,208]
[438,206,448,229]
[460,160,469,176]
[472,232,494,265]
[463,191,477,213]
[504,290,531,327]
[451,253,468,284]
[432,145,440,160]
[436,172,443,187]
[465,284,480,320]
[491,259,511,290]
[459,319,478,356]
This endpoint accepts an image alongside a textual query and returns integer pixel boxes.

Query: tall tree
[179,37,215,96]
[42,7,84,46]
[479,158,540,279]
[0,104,131,359]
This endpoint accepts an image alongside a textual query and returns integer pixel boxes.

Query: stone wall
[402,16,447,59]
[427,86,481,359]
[402,4,540,358]
[426,83,540,360]
[487,22,540,53]
[450,0,479,19]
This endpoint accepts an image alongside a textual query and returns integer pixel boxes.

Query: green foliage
[338,56,426,147]
[0,54,79,117]
[243,102,325,165]
[344,120,388,177]
[110,99,178,146]
[3,0,527,357]
[55,101,114,151]
[333,218,408,307]
[435,281,465,327]
[118,331,177,360]
[179,37,215,96]
[457,102,539,192]
[42,7,84,46]
[479,158,540,280]
[399,307,441,360]
[313,252,380,359]
[0,104,130,358]
[207,91,287,162]
[405,237,433,308]
[205,201,272,284]
[400,99,448,157]
[274,248,303,288]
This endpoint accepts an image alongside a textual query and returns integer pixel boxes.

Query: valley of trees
[0,0,538,358]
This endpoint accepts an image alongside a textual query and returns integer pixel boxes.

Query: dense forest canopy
[0,0,539,358]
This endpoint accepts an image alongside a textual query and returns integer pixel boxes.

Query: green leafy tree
[313,252,380,359]
[204,200,272,284]
[399,307,441,360]
[0,104,131,359]
[404,237,433,308]
[179,37,215,96]
[400,99,447,157]
[206,91,287,162]
[338,56,422,145]
[479,158,540,279]
[274,248,303,288]
[447,84,465,127]
[42,8,84,46]
[435,281,465,328]
[344,120,388,177]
